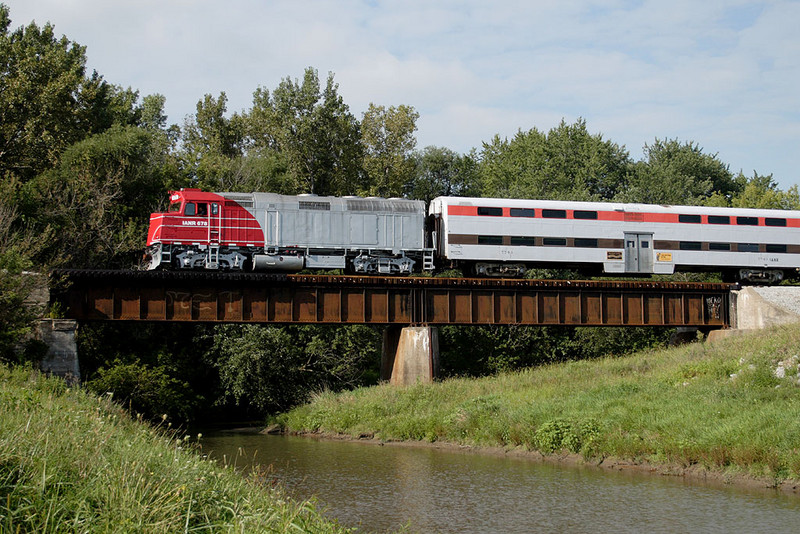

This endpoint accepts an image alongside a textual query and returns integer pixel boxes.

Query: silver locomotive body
[225,192,432,274]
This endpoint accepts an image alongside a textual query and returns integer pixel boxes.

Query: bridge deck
[51,270,732,327]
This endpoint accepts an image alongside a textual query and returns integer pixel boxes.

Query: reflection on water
[202,433,800,533]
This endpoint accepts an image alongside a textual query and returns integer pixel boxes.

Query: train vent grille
[299,201,331,210]
[346,199,418,212]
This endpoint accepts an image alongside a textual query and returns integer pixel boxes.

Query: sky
[6,0,800,190]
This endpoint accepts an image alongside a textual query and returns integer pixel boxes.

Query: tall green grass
[0,365,349,533]
[282,325,800,484]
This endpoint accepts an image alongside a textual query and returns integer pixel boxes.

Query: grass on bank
[0,365,349,533]
[282,325,800,485]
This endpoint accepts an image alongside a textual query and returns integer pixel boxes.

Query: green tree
[361,103,418,197]
[211,324,380,413]
[618,139,738,205]
[180,92,245,191]
[23,124,171,268]
[77,322,221,423]
[0,249,42,363]
[0,5,142,184]
[729,172,800,210]
[408,146,480,203]
[77,71,141,134]
[246,68,363,195]
[140,93,169,131]
[478,119,630,201]
[85,359,200,422]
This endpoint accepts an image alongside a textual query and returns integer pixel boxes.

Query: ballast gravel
[753,287,800,317]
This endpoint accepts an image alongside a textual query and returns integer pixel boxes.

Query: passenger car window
[510,208,535,217]
[542,209,567,219]
[478,235,504,245]
[477,207,503,216]
[573,210,598,220]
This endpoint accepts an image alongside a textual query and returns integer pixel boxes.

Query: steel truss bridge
[51,270,732,329]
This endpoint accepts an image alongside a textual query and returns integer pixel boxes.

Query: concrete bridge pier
[37,319,80,384]
[381,326,439,386]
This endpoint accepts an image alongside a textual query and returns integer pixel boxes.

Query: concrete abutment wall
[708,286,800,342]
[37,319,80,384]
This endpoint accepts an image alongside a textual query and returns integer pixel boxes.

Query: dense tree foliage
[3,4,799,421]
[361,103,419,197]
[23,124,172,267]
[728,172,800,210]
[407,146,480,204]
[247,68,364,196]
[211,325,380,414]
[618,139,738,205]
[478,119,630,201]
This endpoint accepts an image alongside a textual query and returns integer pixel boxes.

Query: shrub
[85,359,200,421]
[533,418,601,454]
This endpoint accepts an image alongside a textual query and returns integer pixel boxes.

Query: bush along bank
[281,325,800,490]
[0,365,349,533]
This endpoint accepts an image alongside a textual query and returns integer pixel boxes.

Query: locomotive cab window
[197,203,208,216]
[169,202,181,212]
[184,202,196,216]
[211,203,219,215]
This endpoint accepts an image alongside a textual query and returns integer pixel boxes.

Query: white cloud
[5,0,800,189]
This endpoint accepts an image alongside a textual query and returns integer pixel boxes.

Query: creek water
[201,432,800,533]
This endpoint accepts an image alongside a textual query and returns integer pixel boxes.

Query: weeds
[0,364,349,533]
[284,325,800,484]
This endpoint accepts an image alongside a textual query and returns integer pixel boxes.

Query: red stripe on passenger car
[448,205,478,216]
[447,205,800,227]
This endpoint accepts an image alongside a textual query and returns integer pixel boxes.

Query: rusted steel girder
[51,270,732,327]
